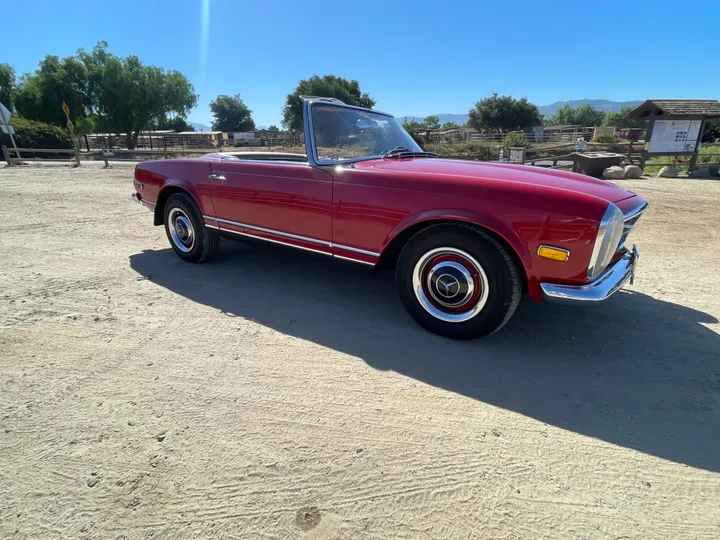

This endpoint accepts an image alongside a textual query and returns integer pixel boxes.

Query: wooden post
[2,145,12,166]
[103,150,109,168]
[163,136,168,159]
[73,139,81,166]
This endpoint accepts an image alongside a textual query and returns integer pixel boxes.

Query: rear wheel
[396,224,522,339]
[164,193,219,263]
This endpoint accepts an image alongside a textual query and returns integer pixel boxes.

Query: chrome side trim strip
[208,215,380,256]
[142,200,156,207]
[215,217,333,247]
[333,244,381,257]
[211,225,332,256]
[333,254,375,266]
[207,225,376,266]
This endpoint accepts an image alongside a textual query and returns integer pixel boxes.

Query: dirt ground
[1,166,719,540]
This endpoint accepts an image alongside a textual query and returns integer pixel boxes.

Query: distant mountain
[397,113,469,126]
[537,99,643,117]
[189,122,211,131]
[399,100,643,126]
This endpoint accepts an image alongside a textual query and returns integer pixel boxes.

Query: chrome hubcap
[412,247,489,323]
[168,207,195,253]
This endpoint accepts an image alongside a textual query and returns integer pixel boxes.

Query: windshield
[311,103,422,163]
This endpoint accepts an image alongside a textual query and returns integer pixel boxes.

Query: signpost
[0,100,20,158]
[62,102,74,137]
[508,147,526,163]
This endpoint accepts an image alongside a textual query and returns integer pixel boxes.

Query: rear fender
[155,179,208,226]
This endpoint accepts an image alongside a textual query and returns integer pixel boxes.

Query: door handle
[209,174,226,181]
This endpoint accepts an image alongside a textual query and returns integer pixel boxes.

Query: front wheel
[163,193,219,263]
[396,224,522,339]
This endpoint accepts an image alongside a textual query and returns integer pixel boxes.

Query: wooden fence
[3,143,81,166]
[4,142,719,174]
[2,144,213,167]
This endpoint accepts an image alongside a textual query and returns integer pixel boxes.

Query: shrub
[501,131,529,149]
[594,132,620,144]
[699,144,720,164]
[0,117,73,149]
[408,131,426,148]
[425,141,499,160]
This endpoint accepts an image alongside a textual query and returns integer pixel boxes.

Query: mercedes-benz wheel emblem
[436,274,460,298]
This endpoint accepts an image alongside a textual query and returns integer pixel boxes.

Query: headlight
[587,203,624,280]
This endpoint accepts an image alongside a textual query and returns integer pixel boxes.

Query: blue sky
[5,0,718,127]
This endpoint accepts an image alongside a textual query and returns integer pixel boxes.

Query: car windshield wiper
[379,146,410,158]
[379,146,438,160]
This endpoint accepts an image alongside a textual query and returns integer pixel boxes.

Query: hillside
[188,122,211,132]
[537,99,643,117]
[400,99,643,126]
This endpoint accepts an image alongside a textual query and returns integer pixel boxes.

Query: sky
[5,0,718,128]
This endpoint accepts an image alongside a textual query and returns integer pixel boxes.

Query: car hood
[360,158,634,203]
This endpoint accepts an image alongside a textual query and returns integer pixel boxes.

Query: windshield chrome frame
[302,99,405,167]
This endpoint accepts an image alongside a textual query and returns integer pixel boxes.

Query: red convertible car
[132,96,647,339]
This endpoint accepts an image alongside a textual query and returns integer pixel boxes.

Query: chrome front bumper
[540,245,639,304]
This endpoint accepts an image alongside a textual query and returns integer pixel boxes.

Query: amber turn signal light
[537,245,570,262]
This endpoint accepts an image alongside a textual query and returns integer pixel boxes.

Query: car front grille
[620,203,647,247]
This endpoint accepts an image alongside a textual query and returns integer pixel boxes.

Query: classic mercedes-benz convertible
[131,96,647,339]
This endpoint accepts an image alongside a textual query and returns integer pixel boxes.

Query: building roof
[177,131,222,135]
[627,99,720,119]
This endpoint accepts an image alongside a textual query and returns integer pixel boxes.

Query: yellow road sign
[62,102,70,118]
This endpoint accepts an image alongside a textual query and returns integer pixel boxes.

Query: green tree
[78,42,197,149]
[15,55,90,127]
[210,94,255,132]
[422,115,440,129]
[572,104,605,127]
[441,121,460,130]
[0,63,17,110]
[156,116,194,132]
[267,125,280,131]
[546,103,575,125]
[467,93,542,133]
[402,118,424,135]
[547,103,606,127]
[282,74,375,132]
[603,106,646,129]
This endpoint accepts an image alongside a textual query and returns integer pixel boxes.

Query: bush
[699,144,720,164]
[408,131,427,148]
[501,131,529,149]
[0,117,73,149]
[425,141,499,160]
[594,132,620,144]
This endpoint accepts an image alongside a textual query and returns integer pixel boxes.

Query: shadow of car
[130,240,720,472]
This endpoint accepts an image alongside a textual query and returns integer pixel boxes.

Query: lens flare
[199,0,210,84]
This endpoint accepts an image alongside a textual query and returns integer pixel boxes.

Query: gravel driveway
[1,166,719,539]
